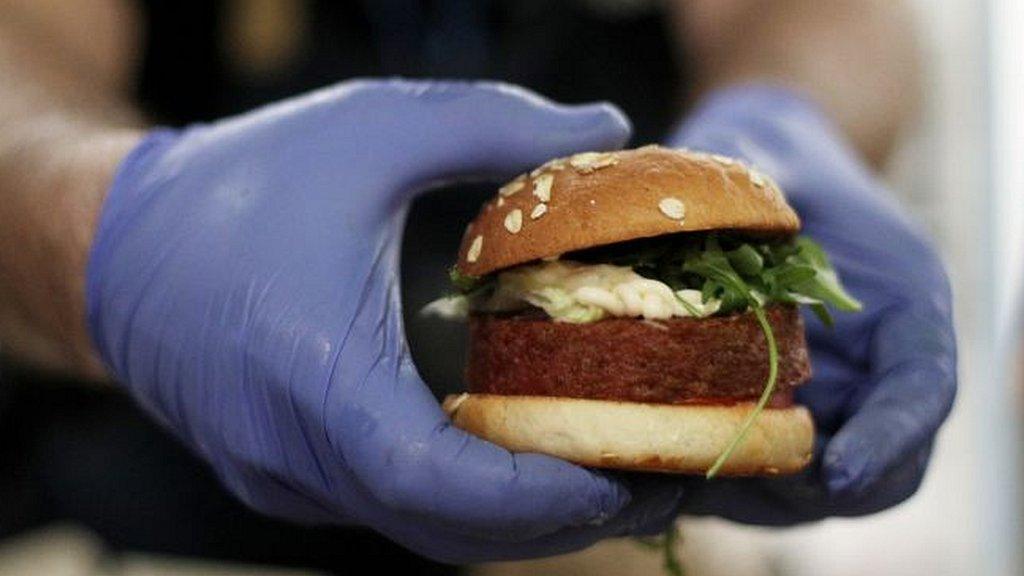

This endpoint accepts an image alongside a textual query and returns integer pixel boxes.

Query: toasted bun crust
[456,146,801,276]
[443,394,814,475]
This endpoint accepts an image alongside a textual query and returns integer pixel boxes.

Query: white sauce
[421,261,713,324]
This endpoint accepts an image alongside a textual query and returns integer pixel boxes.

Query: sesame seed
[530,203,548,220]
[530,160,566,178]
[750,170,766,188]
[658,197,686,221]
[499,179,525,197]
[446,392,470,414]
[504,209,523,233]
[569,152,618,173]
[711,154,735,166]
[497,197,505,207]
[532,174,554,202]
[467,235,483,262]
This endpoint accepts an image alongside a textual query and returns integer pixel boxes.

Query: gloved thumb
[369,80,632,192]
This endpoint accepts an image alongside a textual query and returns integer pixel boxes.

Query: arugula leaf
[449,267,482,293]
[635,522,685,576]
[705,303,779,478]
[535,232,860,320]
[448,267,499,304]
[810,302,835,327]
[662,521,684,576]
[676,240,781,477]
[763,263,816,292]
[726,244,764,276]
[786,237,862,312]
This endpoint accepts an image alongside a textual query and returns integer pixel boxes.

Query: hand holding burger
[86,80,689,563]
[430,86,957,529]
[664,87,956,524]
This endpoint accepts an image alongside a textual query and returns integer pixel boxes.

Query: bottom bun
[443,394,814,475]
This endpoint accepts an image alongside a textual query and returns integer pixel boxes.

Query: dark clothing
[1,1,689,572]
[0,373,449,575]
[137,0,682,141]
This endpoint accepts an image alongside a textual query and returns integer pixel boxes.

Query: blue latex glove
[87,80,684,563]
[669,86,957,524]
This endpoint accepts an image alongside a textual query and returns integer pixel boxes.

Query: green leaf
[453,232,863,326]
[635,523,685,576]
[706,302,779,478]
[726,244,764,276]
[449,267,481,293]
[764,263,817,289]
[790,270,862,312]
[810,303,835,327]
[448,267,496,302]
[662,522,684,576]
[788,237,863,312]
[794,235,829,267]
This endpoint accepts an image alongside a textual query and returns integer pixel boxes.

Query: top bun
[456,145,801,277]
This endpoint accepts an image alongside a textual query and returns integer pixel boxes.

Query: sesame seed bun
[456,145,801,277]
[443,394,814,475]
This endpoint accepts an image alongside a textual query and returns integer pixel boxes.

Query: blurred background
[0,0,1021,575]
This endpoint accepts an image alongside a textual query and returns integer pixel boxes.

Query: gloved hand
[87,80,684,562]
[669,86,957,524]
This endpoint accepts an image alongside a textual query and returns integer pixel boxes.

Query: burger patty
[466,305,811,405]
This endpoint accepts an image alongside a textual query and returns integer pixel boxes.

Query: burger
[425,145,860,477]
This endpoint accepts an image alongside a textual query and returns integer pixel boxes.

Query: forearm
[672,0,923,167]
[0,4,143,378]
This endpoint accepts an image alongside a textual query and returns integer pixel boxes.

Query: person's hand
[87,80,684,562]
[669,86,957,524]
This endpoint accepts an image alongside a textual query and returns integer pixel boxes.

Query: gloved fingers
[374,476,684,564]
[668,86,872,195]
[674,434,833,527]
[793,347,862,434]
[611,475,688,536]
[676,470,826,527]
[822,308,956,495]
[332,360,633,543]
[829,440,933,517]
[216,465,350,526]
[372,80,632,193]
[677,442,932,526]
[194,79,629,217]
[220,454,682,565]
[319,236,633,542]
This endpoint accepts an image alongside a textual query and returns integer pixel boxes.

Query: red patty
[466,305,811,405]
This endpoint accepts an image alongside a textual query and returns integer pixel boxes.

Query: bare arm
[0,0,144,378]
[670,0,923,167]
